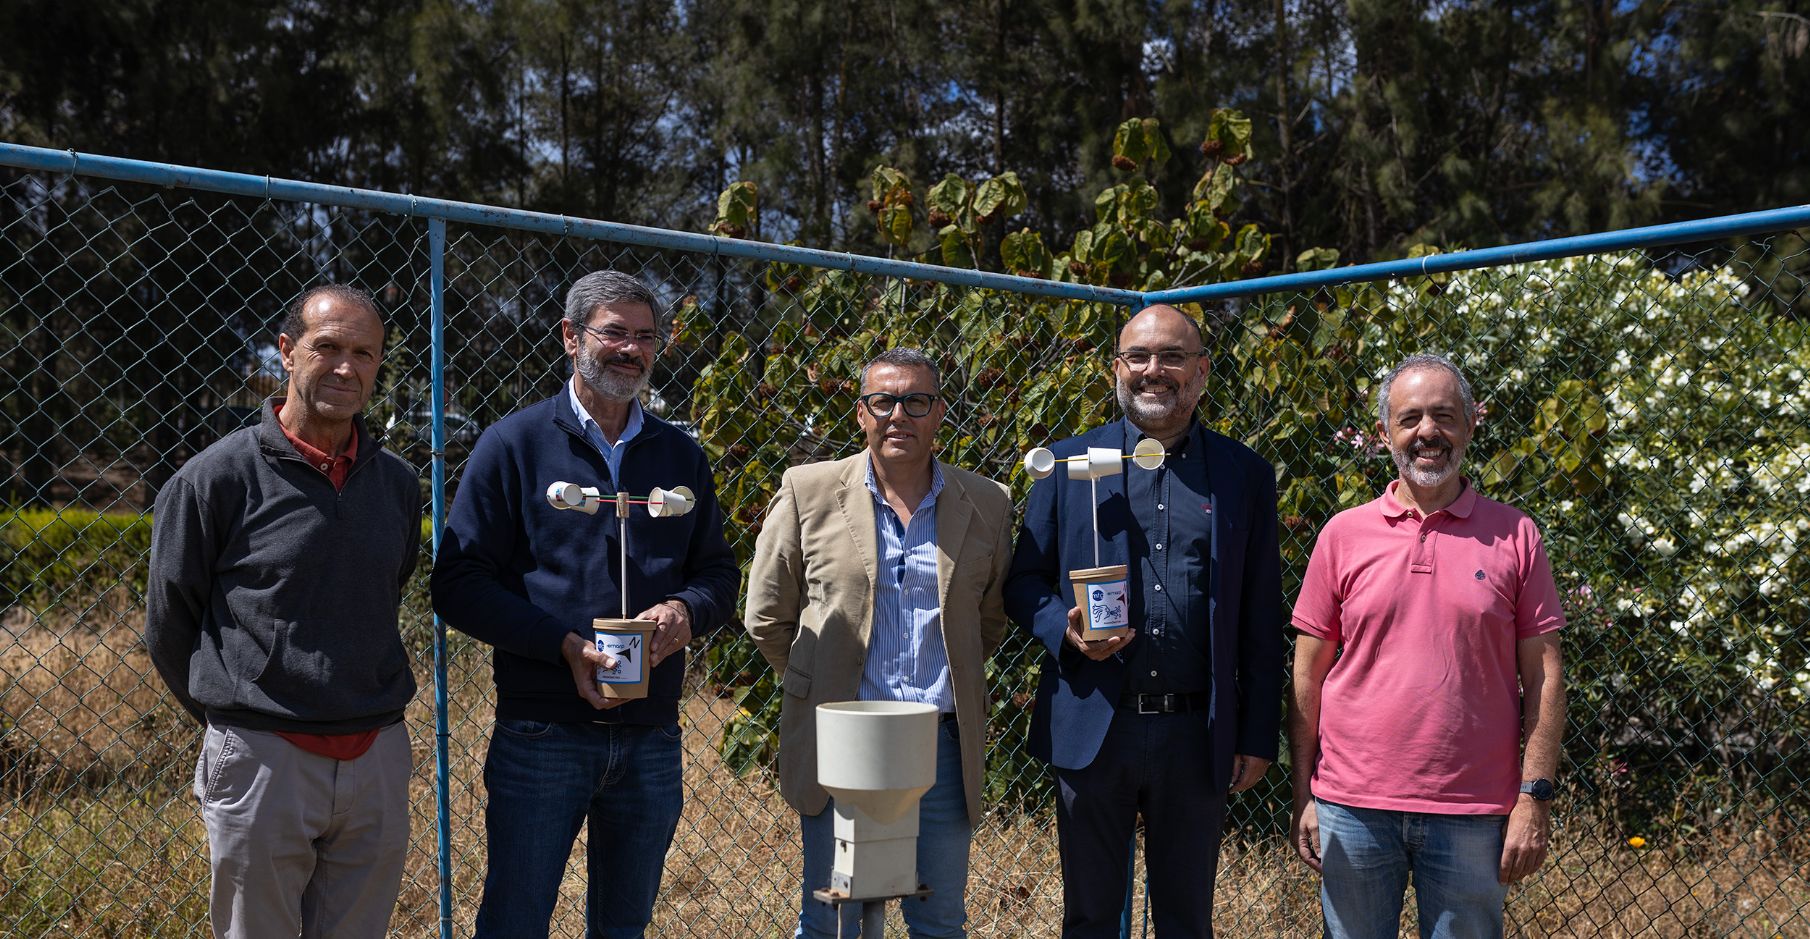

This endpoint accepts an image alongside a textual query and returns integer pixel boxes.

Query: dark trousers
[1053,709,1226,939]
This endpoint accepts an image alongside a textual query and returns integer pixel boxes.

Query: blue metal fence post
[428,217,455,939]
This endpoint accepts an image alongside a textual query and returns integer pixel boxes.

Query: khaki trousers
[194,722,411,939]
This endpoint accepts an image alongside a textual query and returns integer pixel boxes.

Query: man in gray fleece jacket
[145,284,421,939]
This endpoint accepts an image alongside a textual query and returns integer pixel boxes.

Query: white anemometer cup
[1021,438,1167,641]
[544,481,698,699]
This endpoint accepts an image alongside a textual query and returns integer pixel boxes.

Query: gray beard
[577,345,648,402]
[1116,376,1190,427]
[1391,442,1466,488]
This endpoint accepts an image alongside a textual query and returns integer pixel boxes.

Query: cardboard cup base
[1069,564,1131,641]
[592,618,658,699]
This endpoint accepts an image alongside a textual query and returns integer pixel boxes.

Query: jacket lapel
[934,465,972,615]
[834,457,881,646]
[1201,429,1235,636]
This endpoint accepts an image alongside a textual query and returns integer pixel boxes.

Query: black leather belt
[1118,692,1208,714]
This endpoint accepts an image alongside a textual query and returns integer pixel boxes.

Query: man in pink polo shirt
[1288,353,1566,939]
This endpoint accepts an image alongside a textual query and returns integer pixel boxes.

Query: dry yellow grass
[4,618,1807,937]
[0,602,189,790]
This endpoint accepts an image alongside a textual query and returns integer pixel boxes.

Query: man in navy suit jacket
[1005,304,1284,938]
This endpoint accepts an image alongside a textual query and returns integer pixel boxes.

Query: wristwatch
[1519,778,1556,801]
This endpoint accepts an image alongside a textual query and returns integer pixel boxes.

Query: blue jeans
[797,717,971,939]
[474,719,684,939]
[1316,799,1511,939]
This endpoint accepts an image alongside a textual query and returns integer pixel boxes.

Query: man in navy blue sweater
[431,270,738,939]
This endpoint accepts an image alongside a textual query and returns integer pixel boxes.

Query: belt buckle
[1137,694,1162,715]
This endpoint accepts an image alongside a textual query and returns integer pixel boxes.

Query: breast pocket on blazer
[782,665,812,699]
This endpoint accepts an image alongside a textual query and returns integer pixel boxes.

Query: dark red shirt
[274,403,358,491]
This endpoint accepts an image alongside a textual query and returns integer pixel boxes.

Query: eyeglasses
[859,392,939,418]
[572,321,667,353]
[1115,348,1203,370]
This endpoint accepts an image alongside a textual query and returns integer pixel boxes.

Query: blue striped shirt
[859,457,953,712]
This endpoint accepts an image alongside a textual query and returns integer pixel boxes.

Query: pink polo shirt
[1292,480,1564,814]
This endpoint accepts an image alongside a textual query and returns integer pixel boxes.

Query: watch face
[1524,778,1555,800]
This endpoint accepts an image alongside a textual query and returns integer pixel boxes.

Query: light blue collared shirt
[859,456,954,712]
[567,378,644,486]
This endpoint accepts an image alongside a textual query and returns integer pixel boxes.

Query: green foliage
[1000,228,1052,279]
[710,181,759,239]
[705,633,782,776]
[0,508,152,614]
[1202,108,1253,165]
[1110,117,1171,172]
[1295,247,1341,272]
[868,166,917,247]
[0,506,434,626]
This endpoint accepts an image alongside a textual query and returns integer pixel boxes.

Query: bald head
[1117,304,1204,352]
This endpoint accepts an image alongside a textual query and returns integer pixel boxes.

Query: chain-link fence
[2,144,1807,938]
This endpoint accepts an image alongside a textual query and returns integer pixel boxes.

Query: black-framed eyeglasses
[859,392,939,418]
[571,320,667,353]
[1115,348,1203,370]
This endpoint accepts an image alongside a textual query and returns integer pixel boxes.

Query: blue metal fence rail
[4,140,1801,314]
[0,143,1143,308]
[1146,204,1810,304]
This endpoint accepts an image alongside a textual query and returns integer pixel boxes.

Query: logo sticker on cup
[1086,579,1129,633]
[596,632,645,684]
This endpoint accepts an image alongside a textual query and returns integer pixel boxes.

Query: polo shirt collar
[1380,478,1478,519]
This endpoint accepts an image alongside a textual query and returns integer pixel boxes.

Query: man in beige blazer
[745,348,1015,939]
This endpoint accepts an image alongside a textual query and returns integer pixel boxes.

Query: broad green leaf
[1296,247,1341,272]
[1112,118,1146,165]
[1094,229,1133,271]
[938,224,975,268]
[1236,224,1270,263]
[1139,117,1171,167]
[974,173,1026,223]
[1206,108,1255,161]
[869,165,911,202]
[1001,229,1052,278]
[929,173,970,222]
[711,180,758,237]
[1094,184,1125,223]
[1070,228,1094,263]
[880,204,913,245]
[1193,165,1239,214]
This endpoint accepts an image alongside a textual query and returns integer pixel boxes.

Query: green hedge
[0,509,435,621]
[0,508,153,615]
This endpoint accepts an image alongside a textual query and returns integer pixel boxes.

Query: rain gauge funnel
[815,701,939,900]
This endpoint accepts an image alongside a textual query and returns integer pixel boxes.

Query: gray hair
[860,348,941,394]
[564,270,667,331]
[1376,353,1476,428]
[280,284,380,345]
